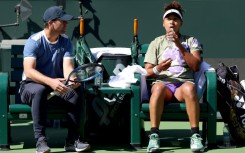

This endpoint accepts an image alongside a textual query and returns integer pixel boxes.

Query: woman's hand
[145,58,172,77]
[166,28,181,47]
[158,58,172,71]
[166,28,175,42]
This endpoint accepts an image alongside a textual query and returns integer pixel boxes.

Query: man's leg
[57,87,90,152]
[20,82,50,153]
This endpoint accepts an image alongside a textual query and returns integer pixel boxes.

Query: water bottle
[167,28,174,49]
[94,64,103,86]
[223,123,231,147]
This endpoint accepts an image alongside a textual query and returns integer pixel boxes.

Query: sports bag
[216,62,245,144]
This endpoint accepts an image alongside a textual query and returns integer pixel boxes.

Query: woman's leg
[150,82,173,128]
[174,82,200,128]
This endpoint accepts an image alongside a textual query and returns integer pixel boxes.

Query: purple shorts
[165,82,184,94]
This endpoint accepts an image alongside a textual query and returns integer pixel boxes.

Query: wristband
[153,66,160,75]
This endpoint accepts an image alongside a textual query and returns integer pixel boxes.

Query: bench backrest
[138,44,149,67]
[10,45,24,104]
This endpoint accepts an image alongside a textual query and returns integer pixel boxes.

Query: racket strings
[48,63,103,100]
[75,66,99,82]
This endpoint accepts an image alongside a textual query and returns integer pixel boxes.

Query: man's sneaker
[190,133,204,152]
[64,139,90,152]
[147,133,160,153]
[36,137,50,153]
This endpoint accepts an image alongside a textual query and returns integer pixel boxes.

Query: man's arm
[63,58,81,89]
[24,58,67,91]
[23,58,53,85]
[63,58,74,80]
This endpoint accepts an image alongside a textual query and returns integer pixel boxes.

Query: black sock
[151,127,159,134]
[191,127,200,135]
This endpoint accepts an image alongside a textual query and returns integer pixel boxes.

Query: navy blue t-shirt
[23,30,73,80]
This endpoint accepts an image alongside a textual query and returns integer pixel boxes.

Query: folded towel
[91,47,131,60]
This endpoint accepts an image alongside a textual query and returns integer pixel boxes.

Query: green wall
[0,0,245,58]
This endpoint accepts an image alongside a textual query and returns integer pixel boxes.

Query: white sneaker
[147,133,160,153]
[190,133,204,152]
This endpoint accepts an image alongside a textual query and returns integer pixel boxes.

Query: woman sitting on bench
[144,1,204,152]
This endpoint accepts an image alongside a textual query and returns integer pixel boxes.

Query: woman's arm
[145,58,172,78]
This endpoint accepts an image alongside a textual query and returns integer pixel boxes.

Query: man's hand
[68,77,81,89]
[50,78,69,95]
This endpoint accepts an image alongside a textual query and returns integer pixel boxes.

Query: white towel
[109,65,149,101]
[194,61,213,100]
[109,65,147,88]
[91,47,131,60]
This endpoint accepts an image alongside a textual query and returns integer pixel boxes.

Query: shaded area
[6,120,245,153]
[19,18,42,39]
[0,27,12,39]
[0,18,42,40]
[71,0,115,47]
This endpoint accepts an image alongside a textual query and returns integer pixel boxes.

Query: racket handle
[133,18,138,36]
[80,18,84,36]
[47,84,80,100]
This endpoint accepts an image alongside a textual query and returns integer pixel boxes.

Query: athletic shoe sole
[76,144,91,152]
[36,149,51,153]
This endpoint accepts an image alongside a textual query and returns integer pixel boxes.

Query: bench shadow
[10,121,243,152]
[9,121,133,152]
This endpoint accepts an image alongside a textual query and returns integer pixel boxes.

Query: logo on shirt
[56,48,65,53]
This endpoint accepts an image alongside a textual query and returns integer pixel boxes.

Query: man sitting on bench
[19,6,90,153]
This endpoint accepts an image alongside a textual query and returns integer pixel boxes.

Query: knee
[182,83,196,97]
[34,85,47,96]
[23,84,47,97]
[21,84,47,104]
[151,83,167,96]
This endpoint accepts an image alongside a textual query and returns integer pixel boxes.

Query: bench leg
[0,119,10,151]
[130,83,141,150]
[206,114,217,148]
[0,73,10,150]
[202,120,207,145]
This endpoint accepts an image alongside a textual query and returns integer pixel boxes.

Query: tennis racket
[47,63,103,100]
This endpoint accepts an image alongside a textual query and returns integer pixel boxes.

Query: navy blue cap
[43,6,73,22]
